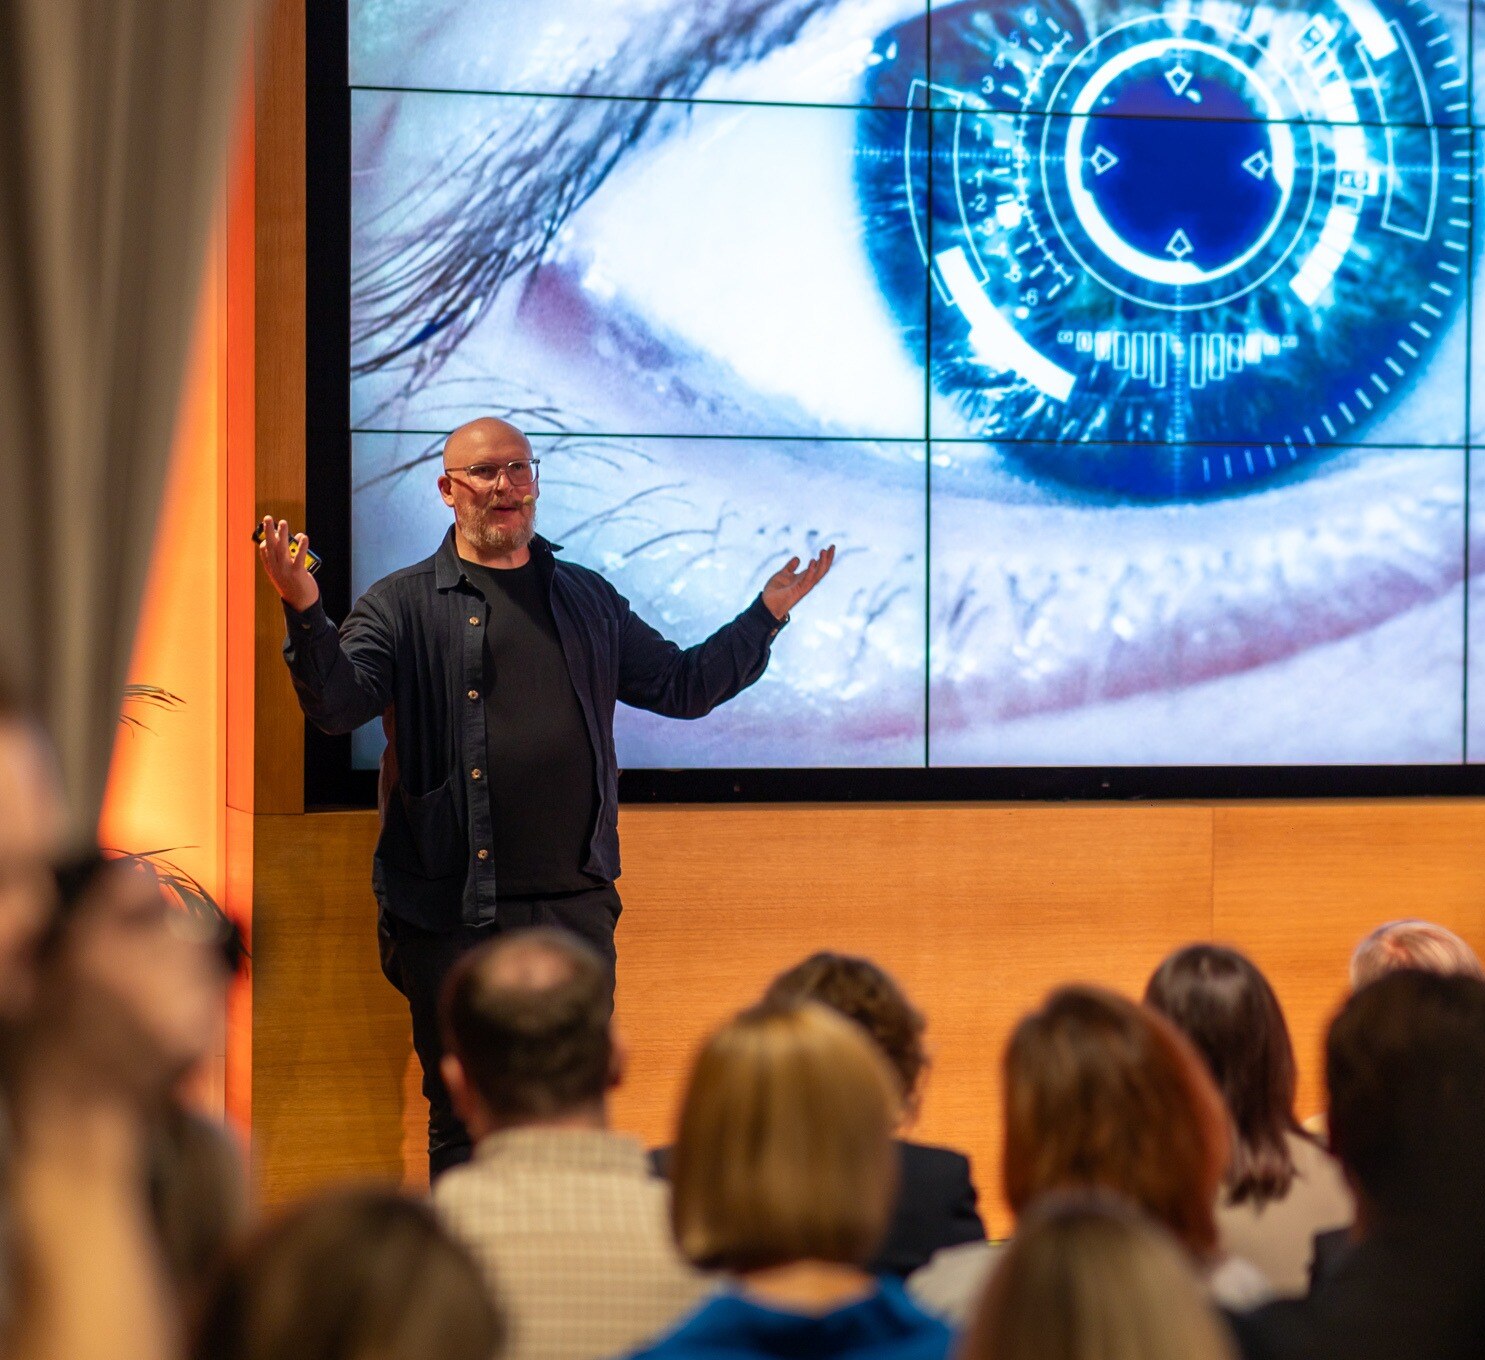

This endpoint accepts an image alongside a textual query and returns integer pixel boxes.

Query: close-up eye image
[345,0,1482,771]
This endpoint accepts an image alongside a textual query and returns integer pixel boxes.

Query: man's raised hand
[257,516,320,613]
[761,544,836,622]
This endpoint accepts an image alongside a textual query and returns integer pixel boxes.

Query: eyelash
[350,0,858,410]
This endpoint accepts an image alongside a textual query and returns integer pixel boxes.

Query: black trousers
[377,884,621,1178]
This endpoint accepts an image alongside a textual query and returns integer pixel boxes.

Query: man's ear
[442,1053,477,1127]
[437,472,457,509]
[607,1024,628,1092]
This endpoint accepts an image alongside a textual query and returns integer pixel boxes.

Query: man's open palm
[762,545,836,621]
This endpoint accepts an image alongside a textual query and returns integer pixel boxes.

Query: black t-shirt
[459,558,600,896]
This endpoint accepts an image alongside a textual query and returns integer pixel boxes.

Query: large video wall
[347,0,1482,770]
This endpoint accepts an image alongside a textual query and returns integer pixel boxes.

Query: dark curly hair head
[762,952,927,1111]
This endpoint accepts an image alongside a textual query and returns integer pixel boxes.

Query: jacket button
[468,616,480,626]
[471,768,482,780]
[467,689,479,701]
[477,849,489,861]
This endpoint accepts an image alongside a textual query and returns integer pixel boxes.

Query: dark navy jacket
[282,529,784,931]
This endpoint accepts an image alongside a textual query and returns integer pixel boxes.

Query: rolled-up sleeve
[616,593,784,718]
[281,593,396,734]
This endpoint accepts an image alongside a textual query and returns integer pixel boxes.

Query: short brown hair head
[763,952,926,1106]
[1002,986,1229,1259]
[439,928,612,1123]
[963,1194,1236,1360]
[671,1001,899,1272]
[1350,920,1484,991]
[191,1188,501,1360]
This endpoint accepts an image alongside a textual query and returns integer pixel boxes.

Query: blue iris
[856,0,1474,501]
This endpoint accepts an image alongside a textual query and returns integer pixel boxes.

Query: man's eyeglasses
[443,458,541,489]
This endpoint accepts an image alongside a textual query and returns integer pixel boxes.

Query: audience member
[1146,945,1352,1294]
[14,646,1482,1360]
[434,928,705,1360]
[759,952,985,1275]
[146,1100,250,1330]
[0,680,233,1360]
[910,985,1269,1324]
[43,853,229,1102]
[632,1002,951,1360]
[1232,972,1485,1360]
[961,1194,1238,1360]
[0,699,65,1017]
[653,952,987,1276]
[137,893,249,1329]
[1349,919,1483,990]
[0,701,66,1354]
[6,851,227,1360]
[192,1187,500,1360]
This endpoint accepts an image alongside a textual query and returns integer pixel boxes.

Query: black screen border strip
[304,0,357,807]
[304,0,1485,810]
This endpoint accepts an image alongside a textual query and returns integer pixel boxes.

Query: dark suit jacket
[649,1138,985,1278]
[1230,1230,1485,1360]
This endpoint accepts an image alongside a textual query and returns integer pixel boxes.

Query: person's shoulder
[897,1140,975,1198]
[898,1141,972,1176]
[366,550,441,594]
[621,1293,736,1360]
[549,551,629,618]
[906,1240,1003,1327]
[1226,1295,1320,1360]
[874,1280,955,1358]
[550,550,619,593]
[428,1156,485,1207]
[354,549,444,618]
[1284,1130,1354,1218]
[1209,1254,1276,1312]
[1286,1130,1342,1178]
[879,1277,955,1330]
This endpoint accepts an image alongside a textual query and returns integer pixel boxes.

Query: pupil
[1081,66,1281,272]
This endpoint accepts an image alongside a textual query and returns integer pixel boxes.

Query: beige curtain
[0,0,258,834]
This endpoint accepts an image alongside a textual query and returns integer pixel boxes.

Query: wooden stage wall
[250,801,1485,1235]
[241,1,1485,1236]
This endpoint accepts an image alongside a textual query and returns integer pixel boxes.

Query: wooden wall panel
[1212,800,1485,1121]
[252,798,1485,1237]
[252,812,409,1197]
[254,803,1216,1232]
[610,803,1215,1235]
[250,0,307,815]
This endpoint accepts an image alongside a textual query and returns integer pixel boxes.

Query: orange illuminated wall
[99,243,233,1115]
[99,101,257,1134]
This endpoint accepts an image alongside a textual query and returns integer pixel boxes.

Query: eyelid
[352,1,861,409]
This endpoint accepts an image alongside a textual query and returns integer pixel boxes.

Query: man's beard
[456,500,535,554]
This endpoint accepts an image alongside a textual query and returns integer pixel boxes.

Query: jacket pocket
[379,777,466,881]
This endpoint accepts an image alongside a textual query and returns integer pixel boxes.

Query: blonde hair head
[963,1194,1236,1360]
[670,1001,899,1272]
[1350,920,1484,991]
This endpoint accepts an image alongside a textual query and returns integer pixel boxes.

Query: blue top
[628,1279,953,1360]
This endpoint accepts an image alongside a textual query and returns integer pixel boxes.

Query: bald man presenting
[259,418,833,1174]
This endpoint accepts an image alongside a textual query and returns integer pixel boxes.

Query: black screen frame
[303,0,1484,810]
